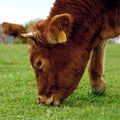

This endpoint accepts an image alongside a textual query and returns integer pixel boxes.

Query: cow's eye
[37,61,42,68]
[33,58,44,70]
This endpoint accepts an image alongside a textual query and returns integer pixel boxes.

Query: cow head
[22,13,89,106]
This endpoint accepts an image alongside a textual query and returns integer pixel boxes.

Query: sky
[0,0,55,25]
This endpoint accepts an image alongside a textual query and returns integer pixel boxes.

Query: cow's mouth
[38,94,60,106]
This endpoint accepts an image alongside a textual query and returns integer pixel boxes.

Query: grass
[0,44,120,120]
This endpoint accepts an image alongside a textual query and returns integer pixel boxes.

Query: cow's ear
[47,13,73,44]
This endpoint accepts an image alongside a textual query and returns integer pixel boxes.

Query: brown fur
[27,0,120,105]
[1,22,26,43]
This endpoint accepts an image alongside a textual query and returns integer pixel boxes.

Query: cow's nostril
[38,97,41,104]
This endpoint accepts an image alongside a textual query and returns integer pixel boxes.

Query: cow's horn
[21,32,34,38]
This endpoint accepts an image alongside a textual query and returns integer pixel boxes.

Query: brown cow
[1,22,26,43]
[22,0,120,106]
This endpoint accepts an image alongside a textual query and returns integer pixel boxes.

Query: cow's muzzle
[38,95,60,106]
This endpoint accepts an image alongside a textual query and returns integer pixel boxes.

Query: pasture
[0,44,120,120]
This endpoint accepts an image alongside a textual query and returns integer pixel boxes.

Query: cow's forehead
[32,19,49,33]
[29,43,51,58]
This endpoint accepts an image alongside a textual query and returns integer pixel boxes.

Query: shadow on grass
[61,90,119,108]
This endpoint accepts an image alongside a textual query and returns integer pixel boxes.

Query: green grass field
[0,44,120,120]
